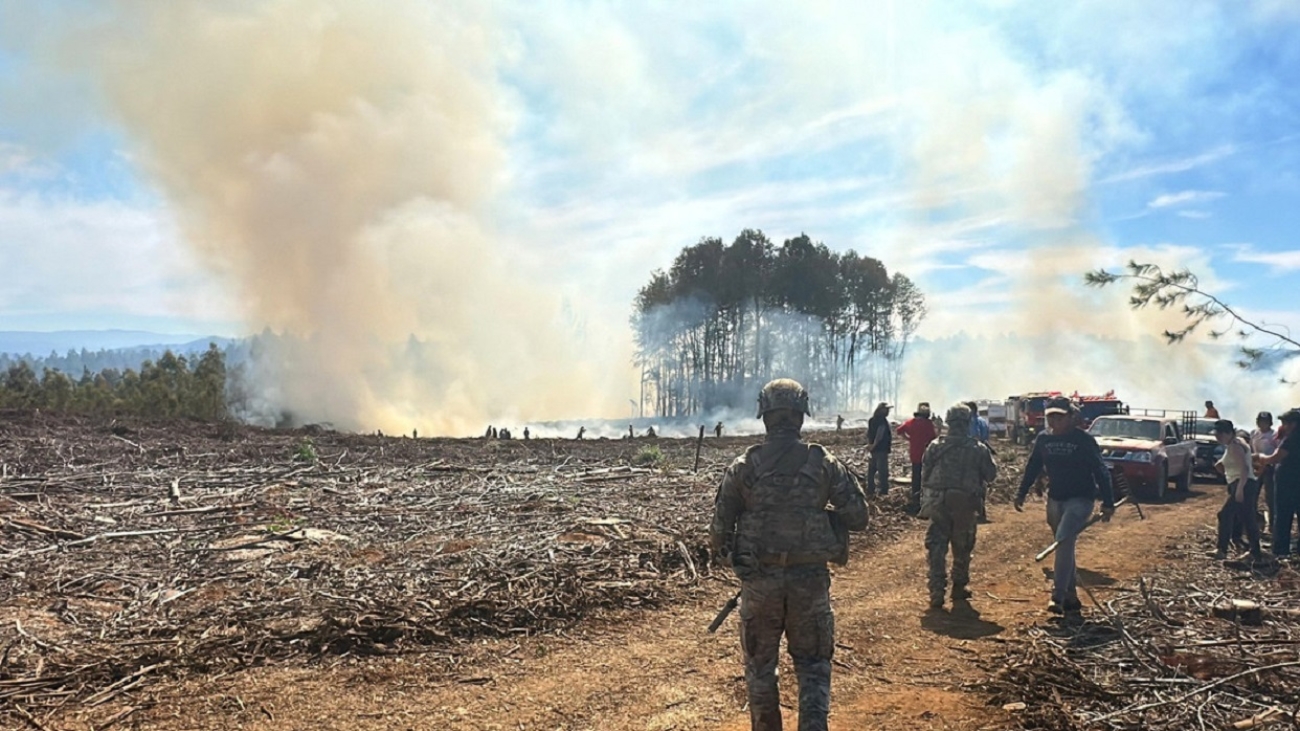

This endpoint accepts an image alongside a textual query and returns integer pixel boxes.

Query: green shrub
[293,438,317,463]
[632,444,664,467]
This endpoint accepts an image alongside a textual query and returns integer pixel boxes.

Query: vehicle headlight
[1129,452,1152,463]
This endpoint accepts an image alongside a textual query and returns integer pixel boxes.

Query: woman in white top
[1215,419,1261,561]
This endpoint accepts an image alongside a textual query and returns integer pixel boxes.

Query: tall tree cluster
[632,229,926,417]
[0,343,229,420]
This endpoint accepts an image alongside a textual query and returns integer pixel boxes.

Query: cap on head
[1257,411,1273,422]
[756,378,811,418]
[946,402,972,426]
[1280,409,1300,425]
[1044,396,1075,416]
[1213,419,1235,435]
[874,401,892,415]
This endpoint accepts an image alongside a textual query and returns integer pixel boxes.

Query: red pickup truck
[1087,413,1197,500]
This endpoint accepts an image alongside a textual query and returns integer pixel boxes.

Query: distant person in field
[1204,400,1221,419]
[715,421,724,438]
[1256,409,1300,558]
[1251,412,1278,532]
[710,378,868,731]
[896,402,938,515]
[490,426,498,439]
[576,426,585,440]
[484,425,493,439]
[1015,397,1115,618]
[866,402,893,496]
[523,427,530,440]
[645,426,657,438]
[1212,419,1261,563]
[920,403,996,609]
[836,414,844,432]
[966,401,993,524]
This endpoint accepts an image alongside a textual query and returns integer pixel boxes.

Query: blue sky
[0,1,1297,426]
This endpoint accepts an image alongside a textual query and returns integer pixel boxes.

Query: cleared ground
[2,414,1292,730]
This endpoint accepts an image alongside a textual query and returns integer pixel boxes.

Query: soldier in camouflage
[710,378,869,731]
[920,403,997,609]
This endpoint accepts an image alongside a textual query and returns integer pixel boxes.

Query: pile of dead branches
[979,531,1300,730]
[0,413,913,719]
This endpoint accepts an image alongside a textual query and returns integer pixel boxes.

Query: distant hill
[0,330,226,357]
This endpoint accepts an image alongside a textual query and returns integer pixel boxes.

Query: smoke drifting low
[51,1,631,434]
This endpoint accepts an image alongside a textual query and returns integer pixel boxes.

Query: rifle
[1034,497,1140,562]
[708,590,742,633]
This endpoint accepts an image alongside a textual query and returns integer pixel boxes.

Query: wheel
[1155,462,1168,501]
[1175,462,1192,492]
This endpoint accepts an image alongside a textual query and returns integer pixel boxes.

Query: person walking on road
[1213,419,1262,562]
[896,403,939,514]
[1014,397,1116,616]
[710,378,869,731]
[920,403,997,609]
[866,402,893,495]
[966,400,993,523]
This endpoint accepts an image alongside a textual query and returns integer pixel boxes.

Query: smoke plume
[49,1,629,434]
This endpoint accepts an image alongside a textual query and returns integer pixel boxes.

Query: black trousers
[1218,478,1261,556]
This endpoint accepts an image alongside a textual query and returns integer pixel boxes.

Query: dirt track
[129,467,1222,730]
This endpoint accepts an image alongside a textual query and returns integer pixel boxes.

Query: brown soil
[117,461,1219,730]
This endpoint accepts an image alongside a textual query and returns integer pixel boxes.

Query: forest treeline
[0,343,229,420]
[633,229,926,417]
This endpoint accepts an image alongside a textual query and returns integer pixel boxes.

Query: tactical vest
[734,442,843,567]
[924,436,986,495]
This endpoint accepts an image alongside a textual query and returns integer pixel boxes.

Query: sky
[0,1,1298,432]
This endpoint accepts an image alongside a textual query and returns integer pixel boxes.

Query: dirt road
[129,483,1220,731]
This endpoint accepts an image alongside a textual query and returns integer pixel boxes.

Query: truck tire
[1155,463,1168,501]
[1175,461,1192,492]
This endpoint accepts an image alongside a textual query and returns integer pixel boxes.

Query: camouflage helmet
[946,402,972,427]
[757,378,811,418]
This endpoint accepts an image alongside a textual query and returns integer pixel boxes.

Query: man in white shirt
[1215,419,1261,562]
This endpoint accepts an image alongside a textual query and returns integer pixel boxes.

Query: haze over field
[1,1,1298,432]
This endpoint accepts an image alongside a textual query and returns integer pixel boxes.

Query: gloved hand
[1013,496,1025,512]
[1100,504,1115,522]
[731,552,760,581]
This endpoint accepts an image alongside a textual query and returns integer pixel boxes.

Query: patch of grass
[632,444,664,467]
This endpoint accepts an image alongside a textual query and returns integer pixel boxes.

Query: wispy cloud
[1176,210,1212,219]
[1101,145,1237,184]
[1148,190,1225,208]
[1231,244,1300,272]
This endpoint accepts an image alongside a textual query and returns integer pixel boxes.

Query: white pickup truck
[1088,413,1198,500]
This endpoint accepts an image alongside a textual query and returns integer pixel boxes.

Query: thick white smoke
[36,1,633,434]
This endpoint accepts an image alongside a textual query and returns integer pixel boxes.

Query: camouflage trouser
[925,490,979,601]
[739,564,834,731]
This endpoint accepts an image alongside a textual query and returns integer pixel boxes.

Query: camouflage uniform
[920,404,997,608]
[710,379,869,731]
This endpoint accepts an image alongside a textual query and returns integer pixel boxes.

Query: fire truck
[1072,391,1127,428]
[1005,391,1060,445]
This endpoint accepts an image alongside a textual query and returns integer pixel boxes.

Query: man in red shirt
[898,402,939,515]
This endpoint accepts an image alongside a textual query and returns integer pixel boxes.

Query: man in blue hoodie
[1014,397,1115,616]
